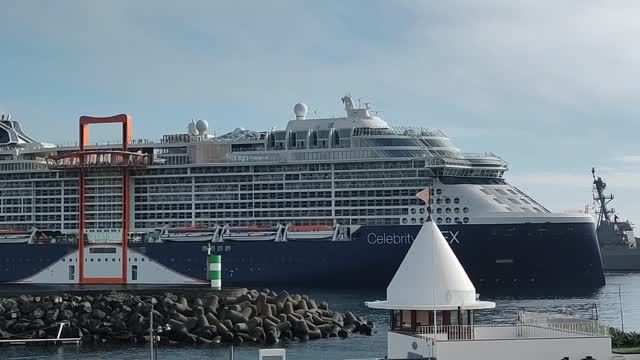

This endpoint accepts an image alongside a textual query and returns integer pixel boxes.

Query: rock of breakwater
[0,289,374,345]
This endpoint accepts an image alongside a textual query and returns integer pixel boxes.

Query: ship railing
[46,150,151,169]
[416,321,608,341]
[353,127,447,138]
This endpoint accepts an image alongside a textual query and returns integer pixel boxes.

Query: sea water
[4,273,640,360]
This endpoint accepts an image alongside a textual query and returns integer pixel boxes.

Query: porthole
[463,217,469,223]
[436,217,443,224]
[445,208,451,214]
[454,207,460,214]
[436,189,442,195]
[463,207,469,213]
[419,218,425,224]
[410,208,416,214]
[436,198,442,205]
[445,198,451,204]
[419,208,425,214]
[402,218,408,224]
[436,208,443,214]
[454,217,460,223]
[410,218,417,224]
[445,217,452,223]
[454,198,460,204]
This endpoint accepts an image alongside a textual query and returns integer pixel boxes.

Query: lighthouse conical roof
[366,220,495,310]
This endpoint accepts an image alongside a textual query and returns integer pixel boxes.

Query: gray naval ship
[592,168,640,270]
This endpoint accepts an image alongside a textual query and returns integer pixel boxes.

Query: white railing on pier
[416,322,608,341]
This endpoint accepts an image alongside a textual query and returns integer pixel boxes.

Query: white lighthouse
[366,192,612,360]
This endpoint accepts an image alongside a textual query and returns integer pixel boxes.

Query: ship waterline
[0,96,605,287]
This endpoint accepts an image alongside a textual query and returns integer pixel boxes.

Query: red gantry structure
[47,114,150,284]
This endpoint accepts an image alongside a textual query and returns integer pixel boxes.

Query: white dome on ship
[294,103,308,119]
[195,119,208,134]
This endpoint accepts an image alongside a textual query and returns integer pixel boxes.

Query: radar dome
[195,119,209,134]
[294,103,308,119]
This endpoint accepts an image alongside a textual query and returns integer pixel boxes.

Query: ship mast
[592,167,615,231]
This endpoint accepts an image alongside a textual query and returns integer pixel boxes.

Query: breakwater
[0,288,373,345]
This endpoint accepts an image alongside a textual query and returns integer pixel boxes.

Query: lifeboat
[222,224,279,241]
[285,225,336,241]
[0,228,37,244]
[158,226,215,242]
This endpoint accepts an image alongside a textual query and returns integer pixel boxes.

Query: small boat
[158,226,215,242]
[222,225,279,241]
[285,225,336,241]
[0,228,37,244]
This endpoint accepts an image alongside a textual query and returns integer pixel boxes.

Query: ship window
[480,189,492,195]
[463,217,469,223]
[520,198,531,204]
[411,218,416,224]
[436,189,442,195]
[436,208,442,214]
[90,258,94,262]
[454,207,460,214]
[508,189,518,195]
[410,208,416,214]
[445,208,451,214]
[445,198,451,204]
[495,189,508,196]
[454,217,461,223]
[463,207,469,213]
[419,208,425,214]
[97,258,101,262]
[419,218,425,224]
[402,218,408,224]
[508,198,521,205]
[493,198,505,204]
[445,217,452,223]
[532,207,543,213]
[437,217,443,224]
[69,265,75,281]
[436,198,442,205]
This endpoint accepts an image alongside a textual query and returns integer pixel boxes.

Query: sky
[1,1,640,225]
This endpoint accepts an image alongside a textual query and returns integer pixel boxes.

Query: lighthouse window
[463,217,470,223]
[436,189,442,195]
[454,198,460,204]
[463,207,469,213]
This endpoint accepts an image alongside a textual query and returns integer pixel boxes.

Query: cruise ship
[0,96,605,288]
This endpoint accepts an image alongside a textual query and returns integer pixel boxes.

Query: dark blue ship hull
[0,222,605,289]
[217,222,605,289]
